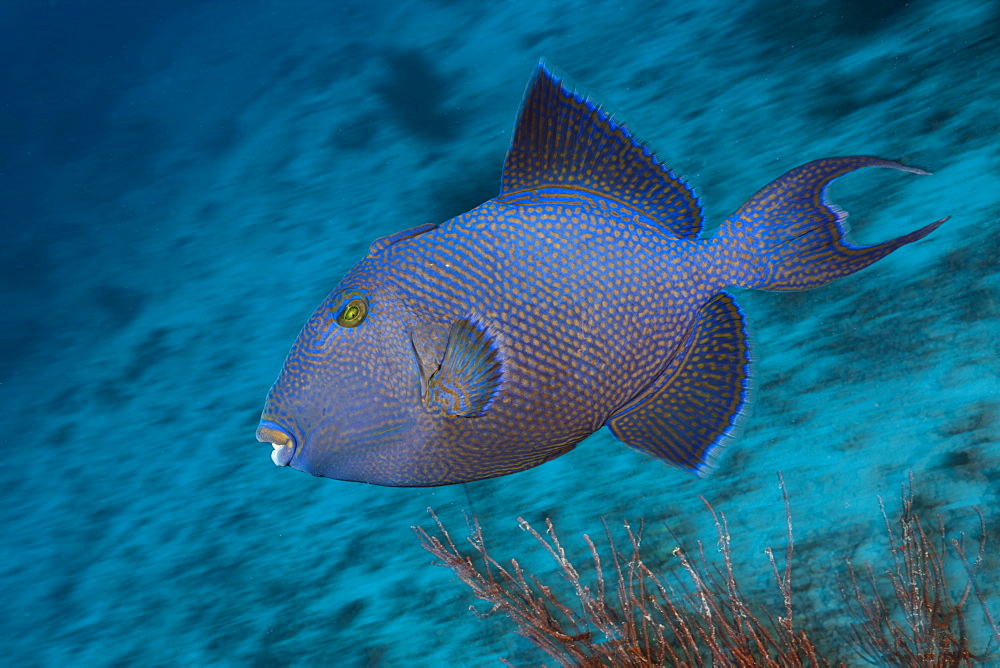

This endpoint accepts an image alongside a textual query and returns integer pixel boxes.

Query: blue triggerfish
[257,63,945,486]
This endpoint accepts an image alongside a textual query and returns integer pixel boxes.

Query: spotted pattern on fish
[256,62,945,487]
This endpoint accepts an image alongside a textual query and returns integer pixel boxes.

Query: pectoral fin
[606,292,752,475]
[426,316,503,417]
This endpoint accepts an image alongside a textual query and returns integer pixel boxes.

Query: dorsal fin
[500,62,704,239]
[367,223,437,257]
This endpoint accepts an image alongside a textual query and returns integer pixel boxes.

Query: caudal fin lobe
[715,156,947,291]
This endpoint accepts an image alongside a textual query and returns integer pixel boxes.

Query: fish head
[257,261,431,485]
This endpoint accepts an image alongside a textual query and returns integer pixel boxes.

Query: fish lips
[258,405,419,480]
[256,421,297,467]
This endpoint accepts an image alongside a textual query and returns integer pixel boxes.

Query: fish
[256,62,945,487]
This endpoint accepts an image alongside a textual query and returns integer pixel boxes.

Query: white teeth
[264,435,293,467]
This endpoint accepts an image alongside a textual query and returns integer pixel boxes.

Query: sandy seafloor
[2,0,999,665]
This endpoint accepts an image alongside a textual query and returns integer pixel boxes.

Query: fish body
[257,63,944,487]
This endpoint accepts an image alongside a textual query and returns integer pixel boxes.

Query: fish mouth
[256,421,296,467]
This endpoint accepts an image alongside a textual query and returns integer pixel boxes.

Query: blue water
[3,0,998,665]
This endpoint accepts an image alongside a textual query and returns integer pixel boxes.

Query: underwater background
[2,0,998,665]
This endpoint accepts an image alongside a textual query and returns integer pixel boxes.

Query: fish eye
[336,296,368,328]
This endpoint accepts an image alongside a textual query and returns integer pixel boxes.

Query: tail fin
[714,156,946,291]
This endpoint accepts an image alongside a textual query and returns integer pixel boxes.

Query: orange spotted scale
[256,62,946,487]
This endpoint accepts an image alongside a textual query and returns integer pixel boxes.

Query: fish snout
[257,422,296,467]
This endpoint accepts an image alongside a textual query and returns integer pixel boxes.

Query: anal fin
[606,292,752,475]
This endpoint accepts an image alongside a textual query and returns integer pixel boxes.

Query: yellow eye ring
[336,297,368,327]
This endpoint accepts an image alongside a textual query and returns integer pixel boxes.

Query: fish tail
[712,156,946,291]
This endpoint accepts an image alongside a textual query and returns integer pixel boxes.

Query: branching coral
[414,474,997,666]
[839,475,999,666]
